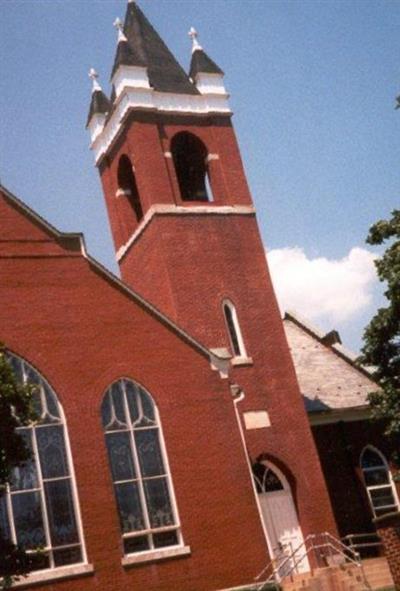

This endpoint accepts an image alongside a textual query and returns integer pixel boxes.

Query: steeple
[87,2,231,164]
[188,28,224,80]
[187,27,227,98]
[112,1,197,95]
[86,69,111,140]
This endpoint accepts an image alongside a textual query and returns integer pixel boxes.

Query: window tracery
[101,379,181,555]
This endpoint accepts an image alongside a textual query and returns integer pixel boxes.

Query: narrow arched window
[101,379,181,555]
[171,132,212,202]
[0,352,85,571]
[360,446,400,518]
[117,155,143,221]
[223,299,246,358]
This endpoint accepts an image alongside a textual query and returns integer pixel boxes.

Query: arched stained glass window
[101,379,181,555]
[0,352,85,571]
[360,446,399,518]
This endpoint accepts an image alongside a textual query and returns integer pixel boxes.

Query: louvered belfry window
[0,353,85,571]
[101,379,181,555]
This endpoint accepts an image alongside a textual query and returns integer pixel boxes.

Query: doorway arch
[253,461,310,575]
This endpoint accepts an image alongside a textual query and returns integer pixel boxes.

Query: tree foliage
[359,210,400,462]
[0,346,38,589]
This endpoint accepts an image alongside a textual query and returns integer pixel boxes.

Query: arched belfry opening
[171,132,213,202]
[117,155,143,222]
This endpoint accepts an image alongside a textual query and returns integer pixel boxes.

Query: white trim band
[116,204,256,262]
[91,87,231,164]
[7,564,94,588]
[122,545,191,567]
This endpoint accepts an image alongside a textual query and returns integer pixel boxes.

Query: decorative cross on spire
[114,17,127,43]
[188,27,203,53]
[88,68,102,93]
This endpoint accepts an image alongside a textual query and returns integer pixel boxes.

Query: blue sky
[1,0,399,352]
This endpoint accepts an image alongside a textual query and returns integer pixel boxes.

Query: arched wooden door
[253,461,310,575]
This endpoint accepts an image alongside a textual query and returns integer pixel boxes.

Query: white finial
[128,0,135,3]
[89,68,102,93]
[114,17,127,43]
[188,27,203,53]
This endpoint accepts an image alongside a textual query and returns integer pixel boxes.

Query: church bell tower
[87,0,337,558]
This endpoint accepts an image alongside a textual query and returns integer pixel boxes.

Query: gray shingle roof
[86,89,111,128]
[189,49,224,80]
[112,1,199,96]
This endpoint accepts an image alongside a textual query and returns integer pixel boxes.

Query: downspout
[230,384,274,560]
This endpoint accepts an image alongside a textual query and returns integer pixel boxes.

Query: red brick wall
[312,420,400,537]
[100,114,338,545]
[374,512,400,588]
[1,191,272,591]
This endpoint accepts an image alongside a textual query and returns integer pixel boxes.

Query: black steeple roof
[189,48,224,80]
[86,89,111,128]
[111,1,198,96]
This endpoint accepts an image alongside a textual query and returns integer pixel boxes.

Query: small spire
[89,68,102,93]
[188,27,203,54]
[114,17,128,43]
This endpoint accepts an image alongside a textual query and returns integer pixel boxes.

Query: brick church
[0,2,399,590]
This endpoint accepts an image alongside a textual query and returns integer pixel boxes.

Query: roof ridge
[0,183,227,367]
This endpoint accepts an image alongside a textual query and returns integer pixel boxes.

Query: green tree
[359,210,400,466]
[0,346,38,589]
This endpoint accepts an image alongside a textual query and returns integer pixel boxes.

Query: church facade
[0,2,398,590]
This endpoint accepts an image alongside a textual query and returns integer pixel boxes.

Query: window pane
[364,468,389,487]
[224,305,241,356]
[123,535,150,554]
[12,491,46,549]
[144,478,174,528]
[37,425,68,479]
[11,429,38,491]
[29,552,50,572]
[374,507,396,517]
[0,495,11,543]
[370,487,396,508]
[53,546,82,566]
[115,482,145,533]
[44,479,79,546]
[153,530,178,549]
[135,429,165,477]
[361,449,384,469]
[106,432,136,482]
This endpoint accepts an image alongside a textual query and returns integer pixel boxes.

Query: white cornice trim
[90,87,232,164]
[116,204,256,262]
[308,406,371,426]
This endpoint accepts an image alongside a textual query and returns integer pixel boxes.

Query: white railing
[254,531,370,590]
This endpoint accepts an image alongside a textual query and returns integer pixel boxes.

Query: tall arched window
[223,299,246,358]
[171,132,212,202]
[101,379,181,555]
[0,352,85,571]
[117,155,143,222]
[360,446,400,517]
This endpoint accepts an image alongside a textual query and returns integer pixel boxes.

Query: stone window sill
[231,356,253,367]
[122,545,191,567]
[7,563,94,588]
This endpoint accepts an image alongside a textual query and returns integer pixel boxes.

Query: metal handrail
[254,531,365,591]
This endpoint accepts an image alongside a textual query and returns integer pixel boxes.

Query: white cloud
[267,246,377,323]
